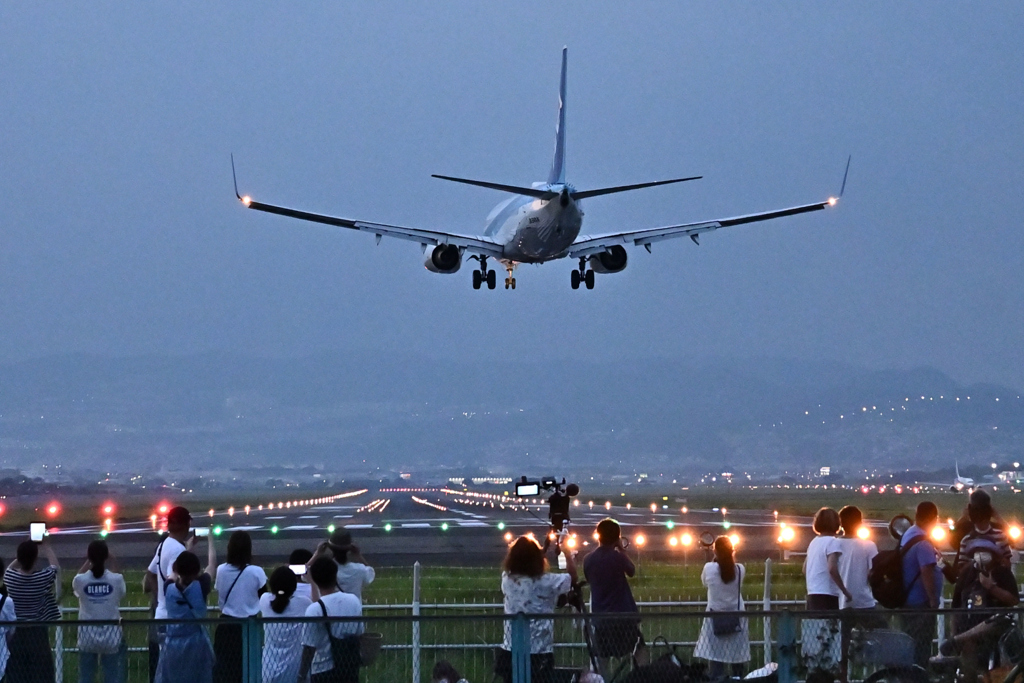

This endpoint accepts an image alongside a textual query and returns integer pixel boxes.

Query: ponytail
[268,566,297,614]
[87,540,109,579]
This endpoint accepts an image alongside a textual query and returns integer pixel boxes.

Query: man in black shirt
[942,538,1019,681]
[583,519,647,676]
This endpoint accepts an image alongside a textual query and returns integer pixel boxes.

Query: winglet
[839,155,851,198]
[547,47,568,186]
[231,154,252,207]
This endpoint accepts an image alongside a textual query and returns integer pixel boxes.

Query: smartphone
[515,482,540,497]
[29,522,46,543]
[289,564,308,576]
[194,527,210,538]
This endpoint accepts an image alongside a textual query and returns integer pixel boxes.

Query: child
[155,551,213,683]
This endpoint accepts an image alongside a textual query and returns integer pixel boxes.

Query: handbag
[710,566,743,636]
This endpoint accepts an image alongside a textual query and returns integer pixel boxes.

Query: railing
[18,605,1024,683]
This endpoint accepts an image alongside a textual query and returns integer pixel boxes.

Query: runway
[0,488,894,568]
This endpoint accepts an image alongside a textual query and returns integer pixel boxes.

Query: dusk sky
[1,3,1022,388]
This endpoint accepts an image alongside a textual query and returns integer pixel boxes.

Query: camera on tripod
[514,476,580,546]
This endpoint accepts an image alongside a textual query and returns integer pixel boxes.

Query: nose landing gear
[571,257,595,290]
[469,256,497,290]
[504,262,517,290]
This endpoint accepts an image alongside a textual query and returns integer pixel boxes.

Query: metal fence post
[412,561,421,683]
[55,625,64,683]
[777,610,797,683]
[511,613,531,683]
[763,558,773,665]
[242,616,260,683]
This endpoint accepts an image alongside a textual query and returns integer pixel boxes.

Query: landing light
[242,195,252,206]
[828,197,837,206]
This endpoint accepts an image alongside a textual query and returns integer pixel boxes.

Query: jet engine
[587,245,628,274]
[424,244,462,274]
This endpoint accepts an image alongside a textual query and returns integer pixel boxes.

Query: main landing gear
[570,257,595,290]
[470,256,497,290]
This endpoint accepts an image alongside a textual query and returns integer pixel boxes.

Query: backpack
[869,535,925,608]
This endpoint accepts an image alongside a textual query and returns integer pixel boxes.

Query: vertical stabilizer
[956,460,960,479]
[547,47,568,186]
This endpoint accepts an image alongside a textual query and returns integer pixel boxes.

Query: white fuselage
[484,186,584,263]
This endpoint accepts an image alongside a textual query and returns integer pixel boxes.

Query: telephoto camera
[515,476,580,549]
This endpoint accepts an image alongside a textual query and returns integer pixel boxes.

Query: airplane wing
[568,157,850,259]
[568,197,836,259]
[232,159,504,259]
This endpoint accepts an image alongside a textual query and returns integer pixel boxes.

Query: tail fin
[956,460,960,479]
[547,47,568,186]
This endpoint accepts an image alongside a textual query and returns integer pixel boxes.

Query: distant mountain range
[0,353,1020,478]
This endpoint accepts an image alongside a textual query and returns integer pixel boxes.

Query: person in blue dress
[156,551,214,683]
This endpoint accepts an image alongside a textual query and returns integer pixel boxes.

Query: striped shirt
[958,523,1012,562]
[3,565,60,621]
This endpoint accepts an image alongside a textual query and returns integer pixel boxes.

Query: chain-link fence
[4,606,1024,683]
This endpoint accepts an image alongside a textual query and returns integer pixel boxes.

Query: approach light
[778,526,796,544]
[635,534,646,547]
[605,501,611,510]
[669,536,678,547]
[681,532,693,547]
[728,533,740,547]
[566,536,577,549]
[1009,525,1022,542]
[208,508,215,517]
[650,503,657,513]
[930,526,947,543]
[244,506,250,515]
[856,526,871,540]
[228,507,235,516]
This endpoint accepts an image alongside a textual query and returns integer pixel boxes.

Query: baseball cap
[166,506,191,526]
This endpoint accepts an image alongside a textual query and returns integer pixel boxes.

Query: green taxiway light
[723,521,732,530]
[497,522,505,531]
[441,523,449,531]
[270,525,279,534]
[384,523,392,532]
[327,524,336,533]
[100,530,108,538]
[665,520,675,530]
[213,526,223,536]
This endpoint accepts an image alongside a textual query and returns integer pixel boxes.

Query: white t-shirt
[295,581,312,602]
[805,535,842,597]
[259,592,313,683]
[0,595,17,678]
[501,572,573,654]
[836,538,879,609]
[336,562,374,601]
[215,564,268,617]
[73,570,127,621]
[301,591,363,675]
[147,537,186,619]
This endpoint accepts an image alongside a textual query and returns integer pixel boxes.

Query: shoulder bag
[710,566,743,636]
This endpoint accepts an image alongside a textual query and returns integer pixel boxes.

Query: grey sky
[1,3,1022,387]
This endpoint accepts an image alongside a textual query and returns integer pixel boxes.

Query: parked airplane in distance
[233,47,848,290]
[918,462,981,492]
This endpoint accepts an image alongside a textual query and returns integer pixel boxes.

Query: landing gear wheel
[571,270,580,290]
[504,278,510,289]
[487,270,496,289]
[472,271,482,289]
[585,270,595,289]
[511,278,516,289]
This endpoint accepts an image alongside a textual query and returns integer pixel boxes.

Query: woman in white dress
[259,566,312,683]
[694,536,749,679]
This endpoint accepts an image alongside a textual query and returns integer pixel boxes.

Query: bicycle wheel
[864,666,929,683]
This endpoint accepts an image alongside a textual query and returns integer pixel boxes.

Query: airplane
[232,47,848,291]
[917,462,981,492]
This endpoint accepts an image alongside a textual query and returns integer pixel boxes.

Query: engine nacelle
[424,244,462,274]
[588,245,628,274]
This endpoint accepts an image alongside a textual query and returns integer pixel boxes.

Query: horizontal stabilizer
[431,174,554,199]
[572,176,702,200]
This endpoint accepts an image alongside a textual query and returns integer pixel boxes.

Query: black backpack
[869,535,924,609]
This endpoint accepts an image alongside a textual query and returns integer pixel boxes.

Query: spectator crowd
[0,493,1018,683]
